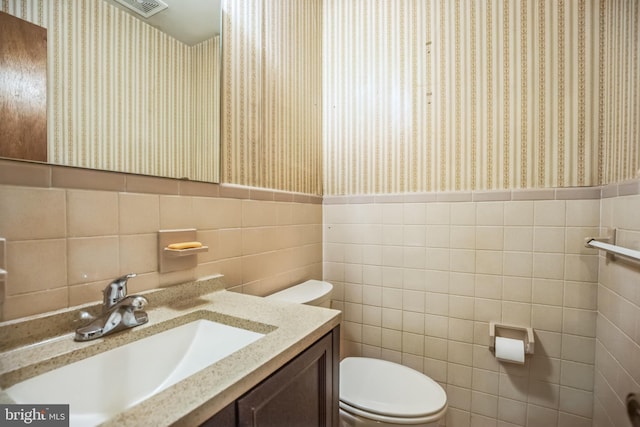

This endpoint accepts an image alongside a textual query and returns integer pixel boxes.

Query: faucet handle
[103,273,137,308]
[129,295,148,309]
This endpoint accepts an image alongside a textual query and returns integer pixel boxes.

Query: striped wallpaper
[221,0,263,190]
[1,0,220,183]
[221,0,324,195]
[192,38,221,183]
[3,1,637,194]
[323,0,639,195]
[600,0,640,185]
[323,0,434,195]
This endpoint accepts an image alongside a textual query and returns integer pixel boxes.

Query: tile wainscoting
[324,180,640,427]
[2,157,640,427]
[0,160,322,321]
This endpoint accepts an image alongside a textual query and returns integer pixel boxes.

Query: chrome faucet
[74,273,149,341]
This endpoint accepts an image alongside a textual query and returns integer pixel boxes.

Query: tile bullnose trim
[376,194,406,203]
[617,179,640,197]
[555,187,602,200]
[436,192,471,202]
[53,164,127,192]
[219,183,323,203]
[249,188,275,201]
[600,184,619,199]
[0,159,51,188]
[346,195,376,204]
[180,181,220,198]
[0,160,323,204]
[218,184,251,199]
[323,196,350,205]
[125,174,180,195]
[471,191,511,202]
[511,189,555,200]
[3,160,639,203]
[274,192,295,202]
[323,179,640,203]
[294,194,323,204]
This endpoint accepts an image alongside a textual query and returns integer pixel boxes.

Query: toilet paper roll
[495,336,525,364]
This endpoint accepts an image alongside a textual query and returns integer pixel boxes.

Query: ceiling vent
[114,0,168,19]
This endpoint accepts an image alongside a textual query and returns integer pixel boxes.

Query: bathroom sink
[5,318,265,426]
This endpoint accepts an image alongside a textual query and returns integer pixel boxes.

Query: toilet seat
[339,400,447,425]
[339,357,447,424]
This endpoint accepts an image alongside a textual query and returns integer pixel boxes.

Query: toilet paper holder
[489,322,535,355]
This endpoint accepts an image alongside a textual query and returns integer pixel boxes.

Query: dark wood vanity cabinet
[203,326,340,427]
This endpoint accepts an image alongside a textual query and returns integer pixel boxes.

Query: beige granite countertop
[0,276,342,426]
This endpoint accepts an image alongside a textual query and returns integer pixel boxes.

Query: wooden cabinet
[203,326,339,427]
[0,12,47,162]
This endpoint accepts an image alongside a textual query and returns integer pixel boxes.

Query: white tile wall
[325,196,601,427]
[593,193,640,427]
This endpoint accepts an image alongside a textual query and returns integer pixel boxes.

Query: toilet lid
[266,280,332,305]
[340,357,447,418]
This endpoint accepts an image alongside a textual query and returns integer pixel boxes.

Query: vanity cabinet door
[201,327,339,427]
[237,327,339,427]
[203,402,236,427]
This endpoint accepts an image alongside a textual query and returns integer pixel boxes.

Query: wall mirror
[0,0,221,183]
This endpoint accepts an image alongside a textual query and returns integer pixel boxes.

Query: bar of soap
[167,241,203,250]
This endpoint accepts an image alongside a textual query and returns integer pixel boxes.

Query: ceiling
[104,0,221,46]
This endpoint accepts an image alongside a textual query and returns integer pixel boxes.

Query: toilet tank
[266,280,333,308]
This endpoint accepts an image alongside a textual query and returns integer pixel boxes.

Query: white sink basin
[5,319,265,426]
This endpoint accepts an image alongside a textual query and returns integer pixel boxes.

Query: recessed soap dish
[163,246,209,257]
[158,229,208,273]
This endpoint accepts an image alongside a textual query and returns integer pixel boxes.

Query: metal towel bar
[586,239,640,261]
[585,228,640,262]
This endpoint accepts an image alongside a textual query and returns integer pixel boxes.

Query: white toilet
[266,280,448,427]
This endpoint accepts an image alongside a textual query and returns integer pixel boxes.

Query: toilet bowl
[340,357,447,426]
[266,280,448,427]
